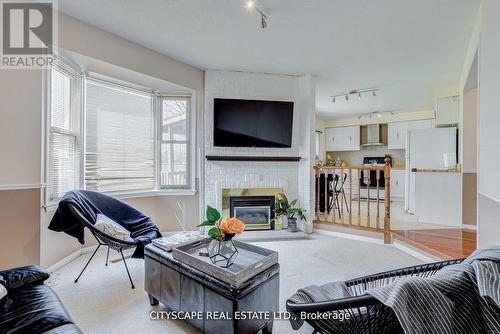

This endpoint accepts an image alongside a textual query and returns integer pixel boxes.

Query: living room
[1,1,500,334]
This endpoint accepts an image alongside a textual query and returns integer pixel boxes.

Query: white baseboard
[392,241,437,263]
[46,245,97,273]
[461,224,477,230]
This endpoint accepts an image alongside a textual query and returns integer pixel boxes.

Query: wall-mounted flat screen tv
[213,98,294,148]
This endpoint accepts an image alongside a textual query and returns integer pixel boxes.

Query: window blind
[48,65,82,200]
[160,97,190,188]
[85,79,154,193]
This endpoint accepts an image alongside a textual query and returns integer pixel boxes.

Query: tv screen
[213,98,294,148]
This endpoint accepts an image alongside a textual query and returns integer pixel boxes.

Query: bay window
[46,61,194,205]
[48,63,82,201]
[160,97,190,188]
[85,79,155,193]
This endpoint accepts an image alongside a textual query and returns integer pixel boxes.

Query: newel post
[384,157,392,244]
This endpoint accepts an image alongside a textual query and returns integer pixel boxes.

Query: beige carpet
[48,233,422,334]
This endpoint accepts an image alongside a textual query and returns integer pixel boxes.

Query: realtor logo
[1,0,57,68]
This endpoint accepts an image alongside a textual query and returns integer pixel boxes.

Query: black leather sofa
[0,265,82,334]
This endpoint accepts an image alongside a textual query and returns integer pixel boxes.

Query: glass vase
[207,238,238,268]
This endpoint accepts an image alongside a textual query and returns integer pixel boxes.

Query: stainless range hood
[361,124,387,146]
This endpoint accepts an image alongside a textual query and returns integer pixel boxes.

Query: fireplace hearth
[229,196,275,231]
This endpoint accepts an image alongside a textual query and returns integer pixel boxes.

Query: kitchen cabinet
[325,126,360,151]
[390,169,405,200]
[325,127,344,151]
[436,96,459,126]
[343,126,360,151]
[388,122,408,149]
[388,120,433,149]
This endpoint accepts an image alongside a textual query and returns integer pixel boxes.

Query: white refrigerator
[405,127,457,214]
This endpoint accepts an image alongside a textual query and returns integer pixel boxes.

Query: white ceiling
[58,0,480,119]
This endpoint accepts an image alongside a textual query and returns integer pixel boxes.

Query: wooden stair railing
[314,157,392,244]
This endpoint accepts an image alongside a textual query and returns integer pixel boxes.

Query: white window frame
[44,64,196,210]
[45,60,84,206]
[84,75,156,194]
[158,95,193,190]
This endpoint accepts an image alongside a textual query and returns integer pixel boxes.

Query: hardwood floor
[392,228,477,260]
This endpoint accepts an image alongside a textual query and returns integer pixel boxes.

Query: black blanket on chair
[48,190,162,258]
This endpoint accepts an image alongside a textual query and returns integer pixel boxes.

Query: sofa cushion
[0,265,49,290]
[0,284,81,334]
[0,281,6,301]
[95,213,134,242]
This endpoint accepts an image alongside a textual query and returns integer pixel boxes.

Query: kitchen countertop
[392,163,406,170]
[411,168,460,173]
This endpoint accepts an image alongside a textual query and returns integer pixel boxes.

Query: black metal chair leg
[343,190,349,212]
[105,247,110,266]
[336,194,341,219]
[120,249,135,289]
[75,244,101,283]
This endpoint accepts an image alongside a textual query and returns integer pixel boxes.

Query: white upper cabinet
[343,126,360,151]
[325,127,344,151]
[388,119,433,149]
[435,96,459,126]
[388,122,408,149]
[325,126,360,151]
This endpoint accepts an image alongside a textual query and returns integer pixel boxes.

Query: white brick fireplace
[202,70,316,231]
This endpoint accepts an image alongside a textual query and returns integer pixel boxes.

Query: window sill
[43,189,197,212]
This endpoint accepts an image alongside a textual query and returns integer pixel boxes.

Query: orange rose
[220,217,245,235]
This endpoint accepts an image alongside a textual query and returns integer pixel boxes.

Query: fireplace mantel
[206,155,301,162]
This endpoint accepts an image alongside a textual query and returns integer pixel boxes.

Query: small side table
[144,244,279,334]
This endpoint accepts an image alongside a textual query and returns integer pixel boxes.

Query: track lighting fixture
[357,110,395,120]
[330,88,379,103]
[245,1,268,29]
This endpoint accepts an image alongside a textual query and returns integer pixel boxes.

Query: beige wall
[462,88,478,171]
[0,190,41,270]
[0,70,43,186]
[462,173,477,226]
[1,11,204,269]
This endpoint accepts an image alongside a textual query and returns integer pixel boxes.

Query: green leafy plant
[197,206,223,239]
[197,206,245,240]
[274,193,307,221]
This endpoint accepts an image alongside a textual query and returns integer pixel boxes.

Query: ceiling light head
[260,13,267,29]
[358,115,362,120]
[373,90,377,97]
[246,1,255,9]
[332,96,336,103]
[345,95,349,101]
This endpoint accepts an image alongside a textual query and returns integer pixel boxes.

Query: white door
[343,126,360,151]
[388,122,408,149]
[325,127,344,151]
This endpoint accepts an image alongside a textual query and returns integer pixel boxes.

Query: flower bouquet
[197,206,245,267]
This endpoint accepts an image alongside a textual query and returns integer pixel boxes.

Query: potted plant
[273,193,307,232]
[197,206,245,267]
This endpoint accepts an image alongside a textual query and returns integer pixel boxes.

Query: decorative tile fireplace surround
[202,70,316,233]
